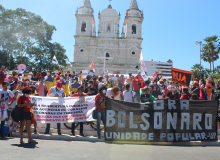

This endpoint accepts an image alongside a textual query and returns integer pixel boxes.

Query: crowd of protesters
[0,65,220,143]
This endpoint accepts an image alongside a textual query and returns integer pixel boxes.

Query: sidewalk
[11,132,220,146]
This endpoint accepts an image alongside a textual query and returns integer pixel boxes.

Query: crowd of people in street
[0,65,220,144]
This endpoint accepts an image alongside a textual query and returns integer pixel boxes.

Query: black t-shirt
[32,71,37,77]
[85,87,97,95]
[212,88,220,100]
[193,87,200,99]
[141,94,151,103]
[151,85,161,98]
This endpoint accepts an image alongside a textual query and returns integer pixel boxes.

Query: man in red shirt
[95,85,107,139]
[35,69,41,81]
[132,73,141,103]
[70,86,87,136]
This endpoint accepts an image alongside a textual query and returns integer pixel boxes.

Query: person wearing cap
[21,70,29,81]
[192,81,200,100]
[55,71,62,81]
[22,78,31,90]
[8,71,18,83]
[70,77,81,94]
[70,86,87,136]
[85,80,97,95]
[58,74,69,97]
[44,82,64,135]
[44,70,56,95]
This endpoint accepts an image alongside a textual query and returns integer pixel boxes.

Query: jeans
[0,121,5,134]
[133,90,140,103]
[45,123,61,133]
[97,110,105,138]
[71,122,83,134]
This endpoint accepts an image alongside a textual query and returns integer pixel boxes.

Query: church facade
[71,0,144,74]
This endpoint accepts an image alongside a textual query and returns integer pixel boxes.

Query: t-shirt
[206,83,213,95]
[0,89,14,110]
[71,93,88,97]
[98,82,104,91]
[95,93,106,112]
[35,82,45,96]
[132,79,140,91]
[123,91,135,102]
[85,87,97,95]
[193,88,200,99]
[180,93,191,100]
[212,88,220,100]
[141,94,156,103]
[47,86,64,97]
[106,88,120,100]
[55,75,60,81]
[17,96,32,112]
[36,72,41,78]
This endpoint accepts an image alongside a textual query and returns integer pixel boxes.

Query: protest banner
[139,68,148,82]
[172,67,192,86]
[81,70,88,79]
[29,96,96,123]
[105,98,218,142]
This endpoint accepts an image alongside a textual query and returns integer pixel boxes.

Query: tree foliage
[0,5,68,70]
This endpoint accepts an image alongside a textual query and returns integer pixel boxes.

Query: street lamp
[195,41,202,79]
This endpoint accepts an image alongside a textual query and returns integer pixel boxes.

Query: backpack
[11,96,24,122]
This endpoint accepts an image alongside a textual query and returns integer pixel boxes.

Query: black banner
[171,67,192,86]
[105,98,218,142]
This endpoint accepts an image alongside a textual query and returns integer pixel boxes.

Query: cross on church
[97,53,113,76]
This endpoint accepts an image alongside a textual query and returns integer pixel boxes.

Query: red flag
[90,61,95,69]
[162,86,168,99]
[199,88,204,100]
[153,72,158,82]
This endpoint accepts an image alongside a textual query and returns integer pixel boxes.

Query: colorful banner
[29,96,96,123]
[171,67,192,86]
[105,98,218,142]
[139,68,148,82]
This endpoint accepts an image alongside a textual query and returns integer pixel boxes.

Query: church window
[132,25,136,34]
[107,25,111,32]
[80,49,84,53]
[81,23,86,32]
[131,51,136,55]
[106,53,110,60]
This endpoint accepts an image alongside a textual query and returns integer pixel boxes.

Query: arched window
[107,25,111,32]
[132,25,136,34]
[81,23,86,32]
[106,53,110,60]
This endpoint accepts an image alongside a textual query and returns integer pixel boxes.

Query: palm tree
[202,35,220,73]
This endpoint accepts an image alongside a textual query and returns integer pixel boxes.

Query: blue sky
[1,0,220,71]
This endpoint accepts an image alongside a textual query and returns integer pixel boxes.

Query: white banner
[139,68,149,82]
[30,96,96,123]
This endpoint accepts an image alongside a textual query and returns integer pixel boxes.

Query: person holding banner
[44,82,64,135]
[95,86,107,139]
[70,86,87,136]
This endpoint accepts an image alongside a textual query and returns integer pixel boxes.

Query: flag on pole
[139,52,147,73]
[90,61,95,69]
[53,55,59,65]
[153,72,158,82]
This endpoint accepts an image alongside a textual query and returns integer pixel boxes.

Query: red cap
[56,82,63,88]
[58,72,61,75]
[193,81,199,86]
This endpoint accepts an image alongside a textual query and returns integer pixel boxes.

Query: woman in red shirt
[17,87,37,144]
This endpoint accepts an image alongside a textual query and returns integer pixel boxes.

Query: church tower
[123,0,144,38]
[75,0,95,37]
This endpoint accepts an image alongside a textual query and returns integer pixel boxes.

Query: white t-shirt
[123,91,135,102]
[0,89,14,110]
[47,86,64,97]
[106,88,120,100]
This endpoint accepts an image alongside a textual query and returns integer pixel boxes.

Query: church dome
[100,6,119,18]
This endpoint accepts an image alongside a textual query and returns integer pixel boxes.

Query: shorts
[24,112,32,121]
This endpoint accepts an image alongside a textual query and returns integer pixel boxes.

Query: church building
[71,0,144,74]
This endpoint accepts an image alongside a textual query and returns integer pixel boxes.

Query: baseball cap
[193,81,199,86]
[56,82,63,88]
[24,70,29,73]
[73,77,78,80]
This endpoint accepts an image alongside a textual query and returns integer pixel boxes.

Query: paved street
[0,137,220,160]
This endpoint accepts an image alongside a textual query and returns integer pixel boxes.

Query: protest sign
[114,71,120,74]
[81,70,88,79]
[105,98,218,142]
[29,96,96,123]
[139,68,148,82]
[172,67,192,86]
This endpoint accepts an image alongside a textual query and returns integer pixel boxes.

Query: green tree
[191,64,208,79]
[0,5,68,70]
[201,35,220,73]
